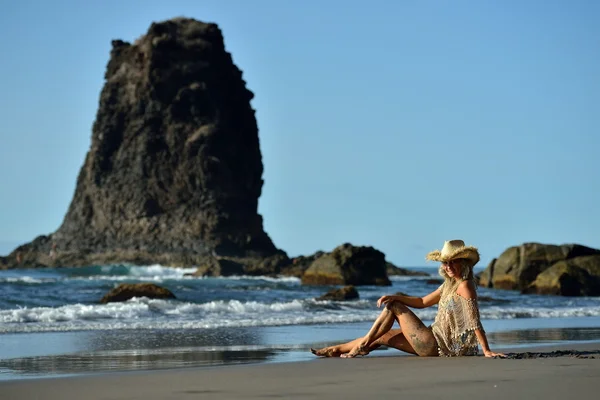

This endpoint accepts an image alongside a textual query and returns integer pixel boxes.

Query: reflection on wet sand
[82,327,265,353]
[2,327,600,378]
[0,327,280,377]
[0,348,276,377]
[488,327,600,345]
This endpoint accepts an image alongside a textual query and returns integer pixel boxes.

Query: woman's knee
[386,301,408,314]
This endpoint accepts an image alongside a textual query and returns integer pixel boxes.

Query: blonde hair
[438,259,477,299]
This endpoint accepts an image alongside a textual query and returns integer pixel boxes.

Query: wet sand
[1,343,598,400]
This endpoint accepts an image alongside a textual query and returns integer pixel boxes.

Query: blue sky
[0,0,598,266]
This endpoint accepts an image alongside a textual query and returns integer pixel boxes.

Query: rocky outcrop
[280,248,424,282]
[279,251,325,278]
[2,18,287,272]
[191,252,288,277]
[479,243,600,296]
[386,262,429,277]
[100,283,176,303]
[192,257,245,277]
[301,243,391,286]
[190,244,414,281]
[524,256,600,296]
[316,285,359,301]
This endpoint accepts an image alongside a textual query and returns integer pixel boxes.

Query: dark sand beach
[1,343,598,400]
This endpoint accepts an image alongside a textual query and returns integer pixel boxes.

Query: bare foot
[310,347,339,357]
[340,343,369,358]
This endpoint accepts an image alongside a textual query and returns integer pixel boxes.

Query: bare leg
[312,328,419,358]
[388,302,437,356]
[311,307,396,357]
[373,329,417,355]
[361,306,396,346]
[337,306,396,357]
[340,305,398,358]
[343,301,437,357]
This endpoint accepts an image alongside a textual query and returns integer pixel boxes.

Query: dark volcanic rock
[3,18,288,272]
[386,262,429,277]
[316,285,359,301]
[479,243,600,296]
[524,256,600,296]
[191,252,289,277]
[279,249,411,281]
[301,243,391,286]
[100,283,176,303]
[192,257,245,277]
[279,251,325,278]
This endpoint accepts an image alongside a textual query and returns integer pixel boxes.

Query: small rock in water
[316,285,359,301]
[100,283,176,303]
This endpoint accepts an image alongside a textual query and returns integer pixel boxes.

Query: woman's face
[442,259,462,279]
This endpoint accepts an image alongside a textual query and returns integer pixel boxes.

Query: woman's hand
[475,329,506,358]
[483,349,507,358]
[377,295,398,308]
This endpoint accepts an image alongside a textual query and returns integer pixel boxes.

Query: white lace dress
[431,281,484,357]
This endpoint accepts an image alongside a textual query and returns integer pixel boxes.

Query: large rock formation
[276,250,425,280]
[386,262,429,277]
[192,244,424,281]
[1,18,287,271]
[301,243,391,286]
[479,243,600,296]
[279,251,326,278]
[525,256,600,296]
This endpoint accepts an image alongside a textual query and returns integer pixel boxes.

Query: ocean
[1,264,600,380]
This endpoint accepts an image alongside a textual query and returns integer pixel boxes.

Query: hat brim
[425,246,480,268]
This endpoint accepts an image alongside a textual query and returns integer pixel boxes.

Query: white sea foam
[212,275,302,283]
[69,265,198,281]
[0,313,377,333]
[65,266,301,284]
[0,265,202,285]
[70,275,195,283]
[2,295,600,334]
[0,277,48,284]
[0,298,379,333]
[126,265,198,278]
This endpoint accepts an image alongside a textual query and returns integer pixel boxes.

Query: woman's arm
[377,287,441,309]
[457,281,506,358]
[474,329,505,358]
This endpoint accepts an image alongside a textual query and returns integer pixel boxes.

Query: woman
[311,240,506,358]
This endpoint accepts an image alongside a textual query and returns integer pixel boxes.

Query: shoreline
[0,342,598,400]
[2,320,600,382]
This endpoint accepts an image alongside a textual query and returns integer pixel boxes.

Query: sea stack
[2,18,287,272]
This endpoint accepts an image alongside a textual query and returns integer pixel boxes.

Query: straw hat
[425,240,480,269]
